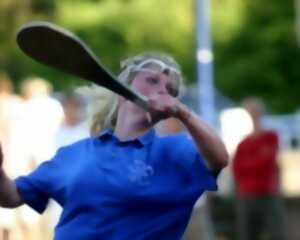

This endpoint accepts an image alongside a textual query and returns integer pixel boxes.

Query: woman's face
[131,70,177,99]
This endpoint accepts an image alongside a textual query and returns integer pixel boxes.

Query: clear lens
[134,59,181,75]
[132,59,181,85]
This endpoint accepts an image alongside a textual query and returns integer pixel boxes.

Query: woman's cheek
[132,82,155,97]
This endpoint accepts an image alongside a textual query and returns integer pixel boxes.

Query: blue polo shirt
[15,129,218,240]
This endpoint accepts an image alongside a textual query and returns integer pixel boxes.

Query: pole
[196,0,215,126]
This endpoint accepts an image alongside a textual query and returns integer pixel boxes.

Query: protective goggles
[131,58,181,76]
[118,58,182,96]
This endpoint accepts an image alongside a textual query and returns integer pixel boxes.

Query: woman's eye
[146,77,159,84]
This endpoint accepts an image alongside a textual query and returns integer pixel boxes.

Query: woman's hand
[146,94,184,123]
[147,95,228,171]
[0,142,24,208]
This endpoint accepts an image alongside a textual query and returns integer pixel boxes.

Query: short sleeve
[172,133,218,191]
[192,153,218,191]
[15,148,65,214]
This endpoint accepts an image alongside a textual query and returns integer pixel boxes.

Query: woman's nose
[158,85,168,95]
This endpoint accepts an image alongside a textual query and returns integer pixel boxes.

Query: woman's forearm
[0,169,23,208]
[177,103,229,171]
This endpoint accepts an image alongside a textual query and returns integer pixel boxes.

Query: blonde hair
[77,52,184,136]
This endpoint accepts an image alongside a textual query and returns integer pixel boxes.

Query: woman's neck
[114,103,152,141]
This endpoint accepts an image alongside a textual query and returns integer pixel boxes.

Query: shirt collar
[137,128,156,146]
[97,128,156,146]
[97,129,113,139]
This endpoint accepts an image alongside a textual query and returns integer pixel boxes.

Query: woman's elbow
[213,150,229,171]
[219,153,229,169]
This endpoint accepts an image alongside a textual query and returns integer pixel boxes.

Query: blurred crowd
[0,72,293,240]
[0,73,89,240]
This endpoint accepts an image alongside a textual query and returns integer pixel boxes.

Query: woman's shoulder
[156,131,191,140]
[55,136,95,154]
[154,131,193,149]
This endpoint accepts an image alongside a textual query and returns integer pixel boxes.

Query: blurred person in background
[0,72,23,240]
[11,77,64,240]
[49,92,90,235]
[54,92,89,150]
[232,97,287,240]
[0,52,228,240]
[20,77,64,169]
[0,73,23,177]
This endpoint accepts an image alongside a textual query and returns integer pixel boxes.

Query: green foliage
[1,0,299,112]
[212,0,300,113]
[55,0,195,81]
[1,0,196,92]
[0,0,56,89]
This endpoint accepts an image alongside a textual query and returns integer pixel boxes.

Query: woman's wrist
[176,103,192,124]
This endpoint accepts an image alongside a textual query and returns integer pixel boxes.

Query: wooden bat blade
[16,21,148,109]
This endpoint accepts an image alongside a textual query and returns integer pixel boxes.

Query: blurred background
[1,0,300,240]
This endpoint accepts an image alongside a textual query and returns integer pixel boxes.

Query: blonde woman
[0,52,228,240]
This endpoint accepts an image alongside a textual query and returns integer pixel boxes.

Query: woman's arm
[148,96,229,171]
[0,144,24,208]
[175,103,229,171]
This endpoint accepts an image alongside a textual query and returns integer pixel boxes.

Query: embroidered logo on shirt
[128,159,154,186]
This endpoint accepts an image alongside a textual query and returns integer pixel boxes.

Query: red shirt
[232,130,279,196]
